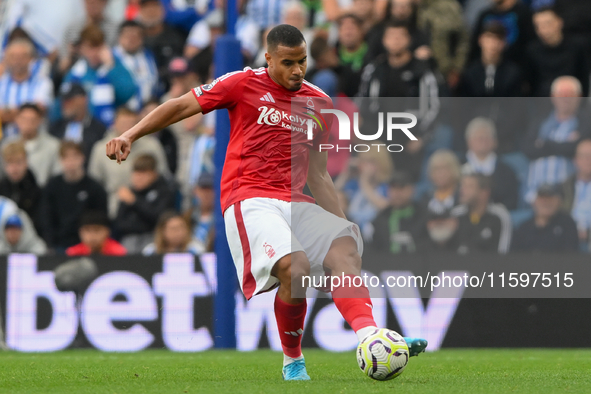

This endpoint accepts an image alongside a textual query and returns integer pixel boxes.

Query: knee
[324,237,362,275]
[273,253,310,287]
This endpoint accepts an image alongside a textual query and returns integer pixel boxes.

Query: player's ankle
[355,326,378,342]
[283,353,304,367]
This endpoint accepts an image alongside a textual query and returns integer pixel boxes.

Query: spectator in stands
[186,172,214,251]
[524,76,590,203]
[511,184,579,252]
[359,21,441,98]
[185,7,260,65]
[358,21,443,178]
[0,196,44,249]
[560,139,591,252]
[114,154,175,253]
[0,141,41,230]
[159,0,210,33]
[66,211,126,256]
[335,148,392,239]
[366,0,430,63]
[350,0,379,33]
[137,0,185,84]
[468,0,534,66]
[336,14,368,97]
[422,149,461,216]
[417,210,459,252]
[88,107,169,217]
[49,83,107,162]
[62,24,137,126]
[113,20,160,110]
[41,141,108,252]
[246,0,289,29]
[60,0,119,69]
[143,211,204,255]
[0,213,46,255]
[457,21,523,97]
[0,39,54,138]
[371,172,426,253]
[11,104,61,187]
[525,7,589,97]
[416,0,469,88]
[451,173,512,254]
[462,117,519,210]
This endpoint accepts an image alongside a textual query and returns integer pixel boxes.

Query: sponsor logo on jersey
[257,106,317,136]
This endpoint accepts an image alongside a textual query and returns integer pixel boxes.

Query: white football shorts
[224,197,363,299]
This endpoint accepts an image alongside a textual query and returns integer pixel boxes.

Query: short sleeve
[192,70,247,114]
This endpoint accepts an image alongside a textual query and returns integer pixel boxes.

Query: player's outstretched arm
[106,92,203,163]
[307,149,347,219]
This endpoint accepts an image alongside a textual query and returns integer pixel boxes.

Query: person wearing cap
[112,20,159,110]
[511,184,579,252]
[137,0,185,84]
[418,210,459,252]
[457,21,523,97]
[185,172,215,250]
[41,141,108,252]
[0,212,47,255]
[66,210,126,256]
[450,173,512,254]
[114,154,176,253]
[371,172,426,254]
[49,83,107,162]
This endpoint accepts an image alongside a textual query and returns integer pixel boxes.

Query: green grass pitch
[1,349,590,394]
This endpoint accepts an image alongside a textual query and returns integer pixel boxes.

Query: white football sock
[283,353,304,367]
[356,326,378,342]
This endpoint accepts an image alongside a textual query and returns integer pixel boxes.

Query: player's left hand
[106,136,132,164]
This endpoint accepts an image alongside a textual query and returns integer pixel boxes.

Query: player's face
[266,43,307,91]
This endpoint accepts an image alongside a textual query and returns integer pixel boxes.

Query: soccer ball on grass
[356,328,409,380]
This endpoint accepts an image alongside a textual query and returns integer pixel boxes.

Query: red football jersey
[193,67,333,213]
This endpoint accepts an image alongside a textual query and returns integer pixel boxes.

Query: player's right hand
[106,136,132,164]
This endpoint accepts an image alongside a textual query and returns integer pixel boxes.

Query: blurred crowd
[0,0,590,256]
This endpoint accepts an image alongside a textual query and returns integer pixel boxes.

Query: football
[356,328,409,381]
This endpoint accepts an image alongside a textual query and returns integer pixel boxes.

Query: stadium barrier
[0,252,589,352]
